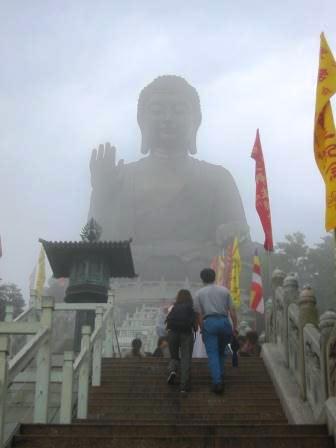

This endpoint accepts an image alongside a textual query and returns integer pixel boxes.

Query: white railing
[0,297,53,447]
[0,291,117,447]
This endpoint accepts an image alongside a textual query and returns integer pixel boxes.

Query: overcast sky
[1,1,336,300]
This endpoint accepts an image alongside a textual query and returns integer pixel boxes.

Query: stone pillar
[0,336,9,448]
[320,310,336,398]
[4,305,14,322]
[271,269,286,343]
[283,274,299,366]
[298,287,318,400]
[77,326,91,419]
[34,296,54,423]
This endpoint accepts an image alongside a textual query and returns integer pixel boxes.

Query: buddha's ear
[140,132,150,155]
[189,129,198,155]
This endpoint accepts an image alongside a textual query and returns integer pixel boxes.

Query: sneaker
[180,389,188,396]
[167,371,176,385]
[211,383,223,394]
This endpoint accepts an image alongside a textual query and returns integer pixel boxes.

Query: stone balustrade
[265,270,336,429]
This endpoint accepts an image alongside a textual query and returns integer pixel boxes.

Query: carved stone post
[34,296,54,423]
[77,326,91,419]
[0,336,9,448]
[4,305,13,322]
[4,305,14,358]
[283,274,299,366]
[320,311,336,401]
[104,291,114,357]
[271,269,286,343]
[92,307,104,386]
[60,351,75,424]
[29,289,38,309]
[298,287,318,400]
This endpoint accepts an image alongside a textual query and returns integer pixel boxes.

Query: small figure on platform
[153,336,169,358]
[125,338,143,358]
[240,331,261,357]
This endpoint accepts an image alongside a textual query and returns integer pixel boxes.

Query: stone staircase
[11,357,334,447]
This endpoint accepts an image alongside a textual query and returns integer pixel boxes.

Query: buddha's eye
[174,103,188,115]
[148,102,164,116]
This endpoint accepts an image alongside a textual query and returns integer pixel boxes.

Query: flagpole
[267,250,273,293]
[334,230,336,293]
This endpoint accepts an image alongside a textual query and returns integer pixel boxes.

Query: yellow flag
[314,33,336,230]
[35,245,46,298]
[230,237,241,308]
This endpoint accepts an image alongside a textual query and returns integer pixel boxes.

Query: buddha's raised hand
[90,142,123,190]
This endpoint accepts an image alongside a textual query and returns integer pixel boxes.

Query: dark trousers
[168,330,194,389]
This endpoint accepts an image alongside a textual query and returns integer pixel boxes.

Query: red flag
[251,129,274,251]
[250,249,264,314]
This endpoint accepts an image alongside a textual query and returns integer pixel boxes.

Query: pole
[266,250,273,291]
[334,229,336,296]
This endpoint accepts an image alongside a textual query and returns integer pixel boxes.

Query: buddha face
[144,92,194,156]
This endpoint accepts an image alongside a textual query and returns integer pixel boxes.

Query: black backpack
[166,303,196,332]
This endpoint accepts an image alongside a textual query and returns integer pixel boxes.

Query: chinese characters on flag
[314,33,336,231]
[251,129,274,251]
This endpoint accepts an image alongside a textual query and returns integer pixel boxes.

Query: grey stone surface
[325,397,336,441]
[262,343,315,424]
[88,75,250,281]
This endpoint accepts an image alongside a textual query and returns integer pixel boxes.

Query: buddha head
[137,75,202,156]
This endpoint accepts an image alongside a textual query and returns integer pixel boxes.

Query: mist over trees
[0,283,25,320]
[268,232,335,312]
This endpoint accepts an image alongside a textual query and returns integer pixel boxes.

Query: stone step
[11,357,333,448]
[100,372,270,379]
[13,434,334,448]
[89,380,275,397]
[102,358,264,363]
[88,392,280,401]
[88,407,285,416]
[21,423,329,437]
[88,397,282,406]
[101,366,268,374]
[100,378,273,385]
[86,413,288,422]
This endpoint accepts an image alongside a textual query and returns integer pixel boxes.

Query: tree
[307,235,335,312]
[0,283,25,321]
[273,232,309,274]
[270,232,335,313]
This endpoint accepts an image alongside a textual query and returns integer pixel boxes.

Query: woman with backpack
[166,289,197,394]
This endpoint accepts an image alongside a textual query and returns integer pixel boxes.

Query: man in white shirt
[194,268,238,393]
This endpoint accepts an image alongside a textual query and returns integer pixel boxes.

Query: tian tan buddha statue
[89,75,250,281]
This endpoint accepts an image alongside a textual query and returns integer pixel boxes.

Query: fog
[1,1,336,299]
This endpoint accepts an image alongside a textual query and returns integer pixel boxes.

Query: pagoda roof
[39,238,136,278]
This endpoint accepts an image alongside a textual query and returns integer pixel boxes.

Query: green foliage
[0,283,25,320]
[271,232,335,312]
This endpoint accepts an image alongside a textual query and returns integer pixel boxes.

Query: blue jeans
[202,316,232,385]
